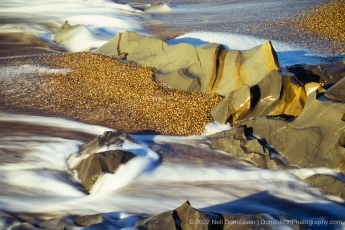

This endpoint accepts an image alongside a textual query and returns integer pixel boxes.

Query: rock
[268,72,306,118]
[286,60,345,87]
[69,132,136,192]
[209,90,345,173]
[95,31,279,94]
[242,70,282,120]
[208,126,277,169]
[304,82,324,96]
[54,21,103,52]
[72,150,135,192]
[135,201,305,230]
[79,131,135,155]
[303,174,345,200]
[212,70,307,125]
[38,216,74,229]
[96,31,221,92]
[324,77,345,102]
[74,214,104,227]
[212,41,280,96]
[211,85,251,124]
[175,201,223,230]
[134,211,180,230]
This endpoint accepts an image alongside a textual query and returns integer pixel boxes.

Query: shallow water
[0,0,345,229]
[1,113,345,221]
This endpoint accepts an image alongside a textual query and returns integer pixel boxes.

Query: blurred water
[0,0,345,229]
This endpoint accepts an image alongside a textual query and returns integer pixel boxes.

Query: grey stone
[79,131,135,155]
[74,150,135,192]
[74,214,104,227]
[304,174,345,200]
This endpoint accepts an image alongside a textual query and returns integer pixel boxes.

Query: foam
[89,140,160,194]
[0,112,114,135]
[0,64,71,80]
[166,32,337,67]
[0,0,146,50]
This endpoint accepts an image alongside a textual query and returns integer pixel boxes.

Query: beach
[0,0,345,229]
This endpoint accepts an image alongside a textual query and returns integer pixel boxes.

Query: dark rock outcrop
[69,131,136,192]
[74,150,135,192]
[134,201,305,230]
[209,88,345,173]
[208,126,278,169]
[79,131,135,155]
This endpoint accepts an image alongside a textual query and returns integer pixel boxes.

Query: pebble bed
[0,52,223,135]
[291,0,344,42]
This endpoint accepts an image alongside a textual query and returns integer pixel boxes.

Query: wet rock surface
[134,201,306,230]
[69,131,136,192]
[303,174,345,201]
[79,131,135,155]
[73,214,104,227]
[208,58,345,175]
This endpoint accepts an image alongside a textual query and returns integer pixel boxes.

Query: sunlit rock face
[209,88,345,174]
[54,23,345,177]
[95,31,280,95]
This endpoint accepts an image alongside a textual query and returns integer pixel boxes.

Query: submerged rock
[69,131,136,192]
[304,174,345,201]
[74,214,104,227]
[54,21,102,52]
[74,149,135,192]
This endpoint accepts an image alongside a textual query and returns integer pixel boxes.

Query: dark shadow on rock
[250,85,261,109]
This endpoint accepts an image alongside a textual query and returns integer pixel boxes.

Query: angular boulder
[73,150,135,192]
[208,126,277,169]
[209,89,345,173]
[134,201,305,230]
[69,131,136,192]
[211,84,251,124]
[79,131,135,155]
[211,70,306,126]
[324,77,345,102]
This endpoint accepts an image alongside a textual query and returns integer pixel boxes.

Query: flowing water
[0,0,345,229]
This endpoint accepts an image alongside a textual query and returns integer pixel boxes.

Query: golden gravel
[0,52,223,135]
[291,0,345,51]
